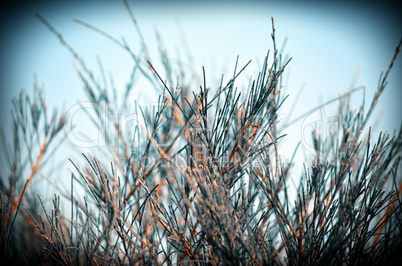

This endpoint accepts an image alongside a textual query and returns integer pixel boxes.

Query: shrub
[1,2,401,265]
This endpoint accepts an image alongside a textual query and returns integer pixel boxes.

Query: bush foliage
[1,2,401,265]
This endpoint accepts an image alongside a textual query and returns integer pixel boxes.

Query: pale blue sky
[1,1,401,183]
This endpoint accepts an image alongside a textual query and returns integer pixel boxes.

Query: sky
[0,0,401,187]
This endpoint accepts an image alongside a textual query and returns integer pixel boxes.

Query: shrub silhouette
[1,2,401,265]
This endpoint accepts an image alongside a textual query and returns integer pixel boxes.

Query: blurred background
[0,0,401,185]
